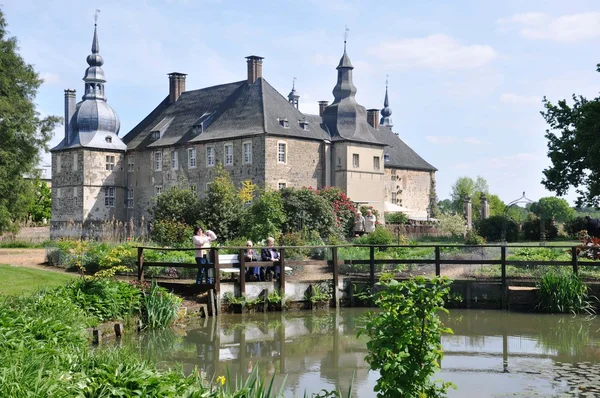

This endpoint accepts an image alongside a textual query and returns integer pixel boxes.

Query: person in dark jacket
[261,237,280,280]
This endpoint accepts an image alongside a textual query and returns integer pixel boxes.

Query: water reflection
[126,309,600,397]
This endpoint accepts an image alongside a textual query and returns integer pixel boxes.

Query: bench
[218,254,292,277]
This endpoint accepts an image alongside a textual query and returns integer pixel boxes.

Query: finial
[386,74,389,88]
[292,76,296,90]
[344,25,349,53]
[95,9,100,25]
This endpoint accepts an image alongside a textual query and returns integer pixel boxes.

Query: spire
[380,75,393,127]
[83,11,106,100]
[288,77,299,109]
[338,26,353,69]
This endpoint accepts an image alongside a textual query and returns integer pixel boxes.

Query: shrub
[279,231,310,260]
[149,183,200,226]
[384,212,409,224]
[464,229,485,245]
[317,186,357,236]
[242,189,286,242]
[281,187,337,239]
[150,219,192,247]
[438,214,467,237]
[537,269,595,314]
[565,216,589,238]
[359,277,454,397]
[140,281,182,329]
[522,218,559,241]
[354,226,394,246]
[477,215,519,242]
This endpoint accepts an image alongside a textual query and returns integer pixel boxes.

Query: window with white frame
[127,189,134,208]
[154,151,162,171]
[373,156,380,170]
[278,182,287,190]
[188,148,196,169]
[391,191,397,204]
[128,155,135,172]
[243,141,252,164]
[106,155,115,171]
[73,153,78,171]
[104,186,115,207]
[206,146,215,167]
[171,151,178,169]
[277,142,287,163]
[155,186,162,196]
[224,143,233,166]
[352,154,359,168]
[56,155,61,173]
[190,184,197,194]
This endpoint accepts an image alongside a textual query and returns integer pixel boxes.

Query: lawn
[0,265,75,296]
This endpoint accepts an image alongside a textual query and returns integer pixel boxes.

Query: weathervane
[386,74,389,87]
[292,76,296,90]
[344,25,349,52]
[95,9,101,25]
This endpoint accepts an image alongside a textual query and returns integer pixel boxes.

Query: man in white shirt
[364,209,377,234]
[193,226,217,284]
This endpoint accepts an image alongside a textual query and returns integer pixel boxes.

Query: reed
[141,280,182,329]
[536,268,596,314]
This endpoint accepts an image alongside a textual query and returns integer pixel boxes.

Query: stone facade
[384,168,434,217]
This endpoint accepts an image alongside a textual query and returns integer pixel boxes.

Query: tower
[380,78,393,127]
[287,77,299,109]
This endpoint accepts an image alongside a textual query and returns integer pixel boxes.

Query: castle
[50,24,436,237]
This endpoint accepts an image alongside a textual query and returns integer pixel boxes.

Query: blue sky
[4,0,600,204]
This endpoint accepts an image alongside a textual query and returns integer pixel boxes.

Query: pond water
[125,309,600,397]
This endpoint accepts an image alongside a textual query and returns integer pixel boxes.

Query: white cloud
[498,12,600,42]
[500,93,541,106]
[40,72,60,85]
[463,137,484,145]
[369,34,497,70]
[426,135,458,144]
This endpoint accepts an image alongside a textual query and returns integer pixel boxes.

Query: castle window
[337,157,342,168]
[151,131,159,140]
[373,156,380,170]
[391,191,397,204]
[128,155,135,172]
[105,136,112,143]
[154,151,162,171]
[56,155,61,173]
[224,143,233,166]
[206,146,215,167]
[190,184,197,194]
[243,141,252,164]
[172,151,179,170]
[127,189,134,208]
[279,118,289,128]
[352,154,359,168]
[188,148,196,168]
[299,120,309,130]
[278,182,287,190]
[155,186,162,196]
[73,153,78,171]
[106,155,115,171]
[104,186,115,207]
[277,142,287,164]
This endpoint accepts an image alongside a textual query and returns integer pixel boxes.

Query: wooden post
[92,329,101,345]
[137,247,144,282]
[279,248,286,295]
[572,246,579,275]
[332,247,339,308]
[501,246,507,310]
[435,246,441,277]
[212,248,220,296]
[209,289,217,317]
[369,246,375,294]
[239,249,246,296]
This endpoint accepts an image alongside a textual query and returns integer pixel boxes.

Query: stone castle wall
[384,168,433,215]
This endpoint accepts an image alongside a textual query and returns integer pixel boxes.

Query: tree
[529,197,575,223]
[280,187,336,239]
[437,199,454,215]
[317,186,356,236]
[541,64,600,207]
[241,189,286,242]
[28,179,51,223]
[150,182,200,226]
[0,10,60,234]
[449,176,490,216]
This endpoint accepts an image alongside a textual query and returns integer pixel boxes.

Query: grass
[537,269,596,314]
[0,264,75,296]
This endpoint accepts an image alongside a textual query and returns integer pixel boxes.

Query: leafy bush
[477,215,519,242]
[317,186,357,236]
[150,219,192,247]
[508,247,569,262]
[149,183,200,226]
[279,231,310,260]
[537,269,595,314]
[242,189,286,242]
[438,214,466,237]
[140,281,182,329]
[98,243,137,271]
[354,226,394,246]
[464,229,485,245]
[384,212,409,224]
[281,187,337,239]
[522,218,559,241]
[565,216,589,238]
[359,277,454,397]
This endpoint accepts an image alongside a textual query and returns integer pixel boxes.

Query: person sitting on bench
[242,240,261,281]
[261,237,280,280]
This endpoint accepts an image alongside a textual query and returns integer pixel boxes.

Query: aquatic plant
[358,276,455,398]
[141,280,182,329]
[536,269,596,314]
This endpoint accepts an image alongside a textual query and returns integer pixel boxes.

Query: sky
[3,0,600,204]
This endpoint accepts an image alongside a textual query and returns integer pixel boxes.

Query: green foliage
[141,281,182,329]
[437,199,453,215]
[304,284,331,303]
[354,226,394,246]
[151,219,193,247]
[279,231,311,260]
[464,229,485,245]
[359,205,380,220]
[200,165,244,242]
[437,214,466,237]
[0,10,60,234]
[28,179,52,222]
[477,215,519,242]
[508,247,569,262]
[281,187,337,239]
[242,189,286,242]
[530,197,575,222]
[359,277,455,397]
[98,242,137,270]
[565,216,589,238]
[317,187,356,236]
[267,289,287,304]
[150,183,200,226]
[522,217,559,241]
[385,212,408,224]
[223,292,247,305]
[536,269,596,314]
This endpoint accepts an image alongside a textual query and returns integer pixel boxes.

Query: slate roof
[373,126,437,172]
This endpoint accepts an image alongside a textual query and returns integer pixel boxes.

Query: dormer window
[278,118,289,128]
[105,136,112,143]
[299,120,309,131]
[151,131,159,140]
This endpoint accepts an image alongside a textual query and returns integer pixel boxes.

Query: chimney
[168,72,187,103]
[367,109,380,129]
[246,55,264,84]
[64,89,76,145]
[318,101,329,117]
